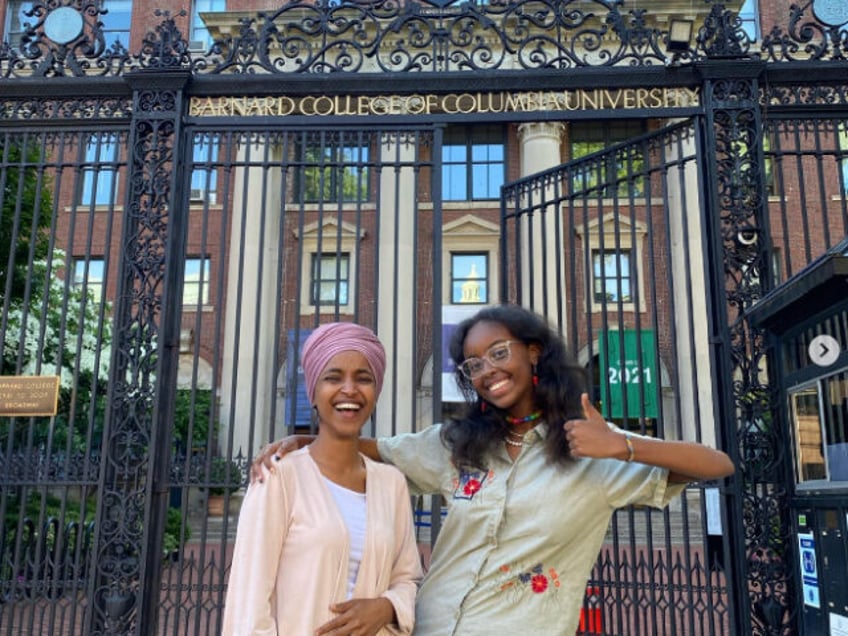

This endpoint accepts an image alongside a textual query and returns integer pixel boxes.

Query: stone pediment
[294,218,365,241]
[442,214,499,237]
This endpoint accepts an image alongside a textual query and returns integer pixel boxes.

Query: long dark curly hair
[441,304,588,470]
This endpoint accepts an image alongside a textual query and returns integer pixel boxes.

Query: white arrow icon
[809,335,840,367]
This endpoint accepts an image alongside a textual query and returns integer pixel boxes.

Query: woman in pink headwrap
[222,322,422,636]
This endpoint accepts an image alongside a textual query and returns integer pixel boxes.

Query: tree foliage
[1,135,112,453]
[1,250,112,452]
[0,136,53,302]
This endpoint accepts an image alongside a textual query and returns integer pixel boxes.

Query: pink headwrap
[301,322,387,404]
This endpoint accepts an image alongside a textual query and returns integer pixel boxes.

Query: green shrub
[173,389,213,452]
[208,457,243,496]
[2,492,191,563]
[162,506,191,559]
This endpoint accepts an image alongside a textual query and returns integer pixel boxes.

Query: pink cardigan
[222,448,422,635]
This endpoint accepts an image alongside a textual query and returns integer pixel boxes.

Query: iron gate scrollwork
[701,66,792,635]
[3,0,848,80]
[86,68,190,633]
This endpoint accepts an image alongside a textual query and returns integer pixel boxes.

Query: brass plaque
[0,376,61,416]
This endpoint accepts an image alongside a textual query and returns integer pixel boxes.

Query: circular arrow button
[809,335,840,367]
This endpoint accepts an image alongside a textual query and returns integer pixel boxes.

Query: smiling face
[462,320,540,419]
[313,350,378,440]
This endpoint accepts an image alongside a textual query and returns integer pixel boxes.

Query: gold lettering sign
[0,376,60,417]
[189,88,700,117]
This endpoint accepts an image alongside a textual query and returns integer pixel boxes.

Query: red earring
[480,401,487,412]
[532,363,539,386]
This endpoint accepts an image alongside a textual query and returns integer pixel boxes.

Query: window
[190,136,218,204]
[73,258,105,303]
[311,253,349,306]
[592,249,633,303]
[80,134,119,207]
[571,120,647,198]
[442,215,499,306]
[5,2,34,50]
[190,0,225,50]
[299,143,370,203]
[101,0,132,50]
[738,0,760,42]
[451,253,488,304]
[183,257,210,306]
[297,220,362,315]
[762,134,777,197]
[579,215,645,312]
[839,125,848,193]
[5,1,131,50]
[791,369,848,484]
[770,248,783,288]
[442,125,505,201]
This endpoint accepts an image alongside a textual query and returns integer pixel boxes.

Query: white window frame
[450,252,489,305]
[592,248,635,304]
[738,0,760,42]
[73,257,105,303]
[100,0,133,50]
[442,215,500,305]
[577,213,647,313]
[190,0,226,51]
[839,124,848,195]
[183,256,211,307]
[190,136,218,205]
[80,134,120,208]
[310,252,350,306]
[295,219,364,315]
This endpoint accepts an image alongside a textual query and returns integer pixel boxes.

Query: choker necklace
[506,410,543,426]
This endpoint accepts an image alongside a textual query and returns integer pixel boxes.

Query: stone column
[374,133,417,436]
[219,140,282,458]
[516,122,566,328]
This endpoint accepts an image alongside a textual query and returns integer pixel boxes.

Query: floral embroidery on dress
[451,468,494,500]
[498,563,561,594]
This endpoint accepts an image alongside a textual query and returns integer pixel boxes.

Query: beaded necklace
[505,410,543,426]
[504,411,543,448]
[505,427,535,448]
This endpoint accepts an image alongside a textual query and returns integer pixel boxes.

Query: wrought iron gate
[0,81,443,632]
[501,120,733,634]
[2,1,848,635]
[500,95,848,635]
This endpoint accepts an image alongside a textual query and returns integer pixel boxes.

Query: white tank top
[324,478,367,599]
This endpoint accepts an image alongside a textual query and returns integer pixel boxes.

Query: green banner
[598,329,658,419]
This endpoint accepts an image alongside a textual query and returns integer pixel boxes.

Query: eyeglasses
[458,340,517,380]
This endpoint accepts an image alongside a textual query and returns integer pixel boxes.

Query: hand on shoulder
[250,435,312,483]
